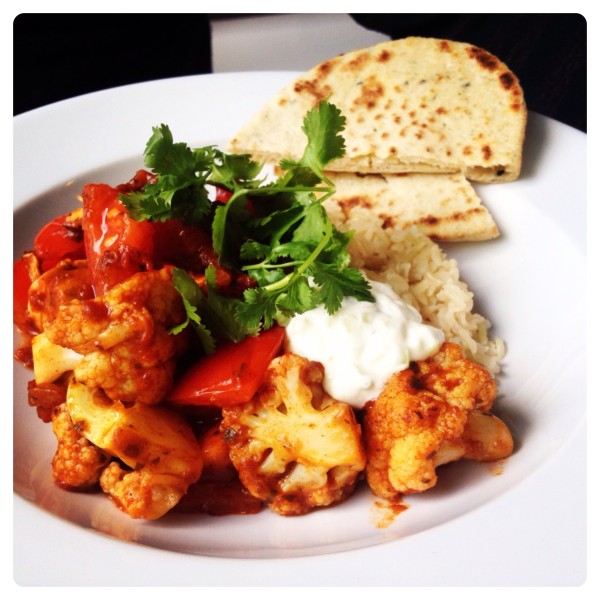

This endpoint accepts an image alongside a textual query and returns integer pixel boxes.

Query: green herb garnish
[121,100,374,348]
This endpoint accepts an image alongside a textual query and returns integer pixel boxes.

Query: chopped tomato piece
[82,182,155,296]
[27,379,68,423]
[33,210,86,271]
[214,186,257,218]
[115,169,156,193]
[169,326,286,407]
[152,219,220,272]
[214,187,233,204]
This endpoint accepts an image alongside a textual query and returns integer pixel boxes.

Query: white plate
[13,73,586,586]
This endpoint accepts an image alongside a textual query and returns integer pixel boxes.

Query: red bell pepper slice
[169,326,286,407]
[33,211,86,272]
[214,187,233,204]
[82,182,155,296]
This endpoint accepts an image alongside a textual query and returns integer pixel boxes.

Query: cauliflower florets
[50,403,110,490]
[66,379,203,519]
[27,259,93,332]
[42,268,187,405]
[31,333,83,384]
[221,353,366,516]
[364,342,513,497]
[440,410,514,464]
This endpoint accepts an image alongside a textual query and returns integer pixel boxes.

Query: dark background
[13,13,587,132]
[13,14,213,115]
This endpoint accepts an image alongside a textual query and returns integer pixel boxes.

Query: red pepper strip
[214,186,257,218]
[115,169,157,193]
[33,212,86,272]
[214,187,233,204]
[82,182,155,296]
[168,326,286,407]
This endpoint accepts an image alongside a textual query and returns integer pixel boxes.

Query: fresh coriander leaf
[122,189,174,222]
[239,240,270,261]
[212,196,253,268]
[170,267,204,332]
[243,265,287,287]
[278,162,321,188]
[209,151,264,188]
[171,184,212,223]
[318,227,354,268]
[298,100,346,180]
[144,124,200,178]
[170,268,216,354]
[268,241,313,262]
[291,202,329,246]
[276,275,318,315]
[248,203,306,244]
[120,125,215,223]
[202,266,259,342]
[310,263,374,314]
[171,267,257,347]
[237,286,281,331]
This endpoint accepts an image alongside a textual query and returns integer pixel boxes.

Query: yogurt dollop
[285,279,444,408]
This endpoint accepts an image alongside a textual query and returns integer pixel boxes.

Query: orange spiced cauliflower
[221,353,366,516]
[364,342,513,497]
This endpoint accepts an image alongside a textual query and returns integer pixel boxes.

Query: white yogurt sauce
[285,279,444,408]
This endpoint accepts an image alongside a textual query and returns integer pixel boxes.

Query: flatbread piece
[323,172,499,242]
[228,37,527,183]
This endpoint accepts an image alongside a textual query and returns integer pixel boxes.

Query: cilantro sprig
[122,127,264,224]
[120,100,374,349]
[170,266,258,348]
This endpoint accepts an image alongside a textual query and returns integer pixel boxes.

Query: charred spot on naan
[292,78,332,104]
[377,49,393,63]
[353,76,385,110]
[413,207,494,240]
[467,46,501,71]
[291,57,340,105]
[438,40,452,53]
[336,194,374,216]
[499,71,525,112]
[377,206,494,239]
[343,51,370,71]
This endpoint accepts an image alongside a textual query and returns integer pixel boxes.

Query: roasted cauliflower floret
[364,342,512,498]
[436,411,514,465]
[51,403,110,490]
[27,259,93,332]
[409,341,497,412]
[73,329,179,405]
[221,353,366,516]
[31,333,83,384]
[66,379,203,519]
[42,268,187,404]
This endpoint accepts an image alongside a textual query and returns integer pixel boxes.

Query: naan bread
[228,37,527,183]
[323,172,499,242]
